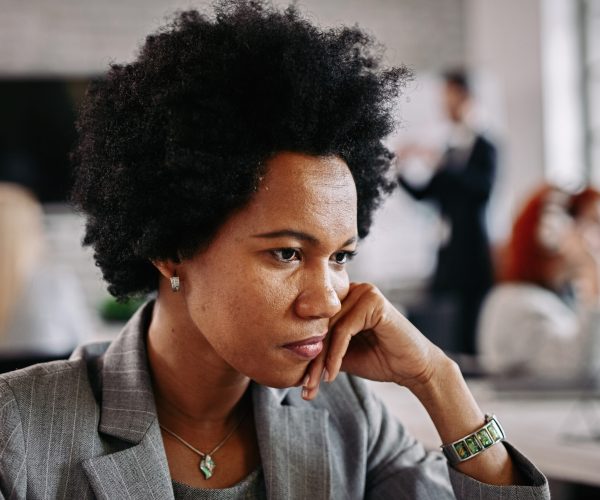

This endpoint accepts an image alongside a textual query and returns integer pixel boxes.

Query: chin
[249,366,306,389]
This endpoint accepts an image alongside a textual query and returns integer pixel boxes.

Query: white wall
[464,0,546,226]
[0,0,465,75]
[273,0,465,70]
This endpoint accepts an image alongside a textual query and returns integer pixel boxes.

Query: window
[583,0,600,184]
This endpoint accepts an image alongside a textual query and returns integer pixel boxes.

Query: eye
[272,248,301,262]
[331,250,357,265]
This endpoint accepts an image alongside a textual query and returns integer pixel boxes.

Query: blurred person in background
[0,182,91,358]
[477,185,600,379]
[396,70,497,355]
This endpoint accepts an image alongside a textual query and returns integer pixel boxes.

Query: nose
[294,273,343,320]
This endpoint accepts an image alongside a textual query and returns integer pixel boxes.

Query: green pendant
[200,455,215,479]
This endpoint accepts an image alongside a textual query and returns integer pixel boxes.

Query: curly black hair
[71,0,411,299]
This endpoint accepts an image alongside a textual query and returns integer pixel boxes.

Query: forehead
[233,152,358,240]
[262,152,355,200]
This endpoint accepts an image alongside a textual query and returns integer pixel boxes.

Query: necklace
[160,409,248,480]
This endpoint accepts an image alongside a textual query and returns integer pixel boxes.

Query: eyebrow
[252,230,357,247]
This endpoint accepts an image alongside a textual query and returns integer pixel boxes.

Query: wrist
[403,351,521,485]
[406,350,460,400]
[407,354,486,445]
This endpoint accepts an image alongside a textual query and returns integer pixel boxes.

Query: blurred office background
[1,0,597,326]
[1,1,599,497]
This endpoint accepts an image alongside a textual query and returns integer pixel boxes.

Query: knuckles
[351,282,385,302]
[328,282,390,335]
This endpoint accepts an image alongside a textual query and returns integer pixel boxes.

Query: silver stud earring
[170,276,180,292]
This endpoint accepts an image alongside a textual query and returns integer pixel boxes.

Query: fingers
[326,284,385,382]
[300,348,328,401]
[328,282,369,331]
[300,283,367,400]
[300,283,387,400]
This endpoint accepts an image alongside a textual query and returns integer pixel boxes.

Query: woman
[0,183,90,358]
[0,2,548,498]
[478,185,600,379]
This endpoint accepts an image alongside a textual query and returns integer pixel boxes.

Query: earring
[170,275,180,292]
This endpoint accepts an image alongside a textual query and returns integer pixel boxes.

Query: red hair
[501,185,565,284]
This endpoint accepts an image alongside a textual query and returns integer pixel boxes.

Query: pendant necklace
[160,409,248,479]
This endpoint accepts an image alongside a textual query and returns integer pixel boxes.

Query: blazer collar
[82,419,175,500]
[87,301,331,499]
[98,301,157,444]
[81,301,172,498]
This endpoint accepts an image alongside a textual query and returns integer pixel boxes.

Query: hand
[301,283,446,400]
[299,285,523,486]
[396,144,440,165]
[558,226,600,305]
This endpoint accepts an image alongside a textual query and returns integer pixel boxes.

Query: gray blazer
[0,302,549,499]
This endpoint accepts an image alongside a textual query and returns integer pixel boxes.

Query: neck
[147,290,251,429]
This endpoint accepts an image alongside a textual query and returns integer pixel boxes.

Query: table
[366,380,600,486]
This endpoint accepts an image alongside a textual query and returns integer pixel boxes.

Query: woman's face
[176,152,358,388]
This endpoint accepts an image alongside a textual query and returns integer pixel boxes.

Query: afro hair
[71,0,411,299]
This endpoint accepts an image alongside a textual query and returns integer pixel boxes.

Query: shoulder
[0,341,112,497]
[0,360,88,441]
[483,283,568,316]
[0,360,87,489]
[474,134,496,152]
[478,284,578,366]
[1,358,83,393]
[480,284,566,338]
[0,340,110,419]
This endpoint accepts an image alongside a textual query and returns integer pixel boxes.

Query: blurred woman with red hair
[477,185,600,378]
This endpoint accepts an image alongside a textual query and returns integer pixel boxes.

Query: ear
[150,259,178,280]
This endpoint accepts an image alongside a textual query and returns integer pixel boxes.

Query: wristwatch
[441,414,506,465]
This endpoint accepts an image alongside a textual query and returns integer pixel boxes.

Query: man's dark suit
[399,135,497,354]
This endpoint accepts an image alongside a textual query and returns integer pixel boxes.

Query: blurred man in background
[397,70,497,355]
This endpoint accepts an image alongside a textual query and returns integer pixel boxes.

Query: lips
[283,334,327,360]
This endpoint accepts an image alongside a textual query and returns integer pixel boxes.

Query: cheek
[231,272,298,330]
[187,265,297,344]
[187,271,305,385]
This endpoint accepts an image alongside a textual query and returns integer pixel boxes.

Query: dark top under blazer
[0,302,549,499]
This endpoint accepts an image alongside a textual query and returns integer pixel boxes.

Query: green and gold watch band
[441,414,506,465]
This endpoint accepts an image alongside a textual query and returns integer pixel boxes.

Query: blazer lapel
[82,302,174,499]
[82,420,174,500]
[253,384,331,500]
